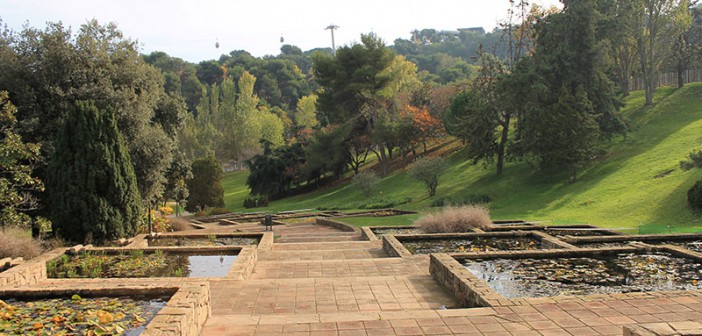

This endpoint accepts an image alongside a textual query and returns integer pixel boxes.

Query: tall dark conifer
[516,0,625,181]
[48,101,142,243]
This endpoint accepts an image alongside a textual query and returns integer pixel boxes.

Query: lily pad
[0,296,166,335]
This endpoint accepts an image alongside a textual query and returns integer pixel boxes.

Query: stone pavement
[191,221,702,336]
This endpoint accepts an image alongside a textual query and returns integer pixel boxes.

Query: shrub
[416,205,492,233]
[688,180,702,210]
[0,228,42,260]
[186,156,225,212]
[205,207,232,216]
[168,218,192,232]
[352,171,380,197]
[243,195,268,208]
[358,197,412,209]
[431,194,492,207]
[408,157,448,196]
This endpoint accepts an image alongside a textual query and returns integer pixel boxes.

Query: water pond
[147,236,259,247]
[575,239,702,252]
[47,250,238,278]
[463,251,702,298]
[0,295,166,335]
[402,236,542,254]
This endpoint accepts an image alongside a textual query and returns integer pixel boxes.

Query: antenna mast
[325,24,339,55]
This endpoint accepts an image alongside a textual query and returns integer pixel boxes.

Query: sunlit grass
[221,84,702,232]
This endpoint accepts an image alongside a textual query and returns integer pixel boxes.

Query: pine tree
[48,101,142,243]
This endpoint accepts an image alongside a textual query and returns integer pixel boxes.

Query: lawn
[222,84,702,232]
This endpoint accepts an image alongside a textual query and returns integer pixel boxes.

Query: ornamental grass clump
[416,205,492,233]
[0,227,42,260]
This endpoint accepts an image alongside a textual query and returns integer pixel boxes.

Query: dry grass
[0,227,43,260]
[416,205,492,233]
[168,218,193,232]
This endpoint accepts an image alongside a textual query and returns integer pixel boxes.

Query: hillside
[223,84,702,232]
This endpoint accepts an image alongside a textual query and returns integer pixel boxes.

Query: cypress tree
[48,101,142,243]
[186,156,224,212]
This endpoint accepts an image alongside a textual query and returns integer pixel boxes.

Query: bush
[317,198,413,211]
[431,194,492,207]
[408,157,448,196]
[168,218,192,232]
[688,180,702,210]
[358,197,412,209]
[416,205,492,233]
[352,171,380,197]
[0,228,42,260]
[243,195,268,208]
[205,207,232,216]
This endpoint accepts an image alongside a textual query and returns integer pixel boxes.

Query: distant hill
[222,84,702,232]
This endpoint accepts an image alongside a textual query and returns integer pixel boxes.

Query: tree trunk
[147,205,153,234]
[496,113,511,175]
[375,146,389,176]
[678,62,685,88]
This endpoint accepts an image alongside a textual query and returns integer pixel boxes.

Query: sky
[1,0,562,63]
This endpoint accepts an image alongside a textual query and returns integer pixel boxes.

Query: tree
[300,126,349,182]
[515,0,624,181]
[408,157,448,197]
[635,0,691,105]
[0,20,179,222]
[246,143,305,201]
[294,94,318,130]
[352,170,380,197]
[0,92,44,230]
[313,33,396,176]
[186,156,224,212]
[445,88,498,165]
[48,101,142,244]
[445,49,512,174]
[670,7,702,88]
[164,150,192,217]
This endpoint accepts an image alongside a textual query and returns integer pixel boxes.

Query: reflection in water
[187,255,237,277]
[464,252,702,298]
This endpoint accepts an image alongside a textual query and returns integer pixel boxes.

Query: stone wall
[382,235,413,258]
[0,248,67,287]
[227,246,257,280]
[143,283,211,336]
[529,231,580,249]
[360,227,376,241]
[565,233,702,246]
[429,253,514,308]
[314,218,359,233]
[257,232,274,251]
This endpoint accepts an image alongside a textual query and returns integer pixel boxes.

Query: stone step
[209,275,459,318]
[257,248,388,261]
[200,307,501,335]
[275,235,361,243]
[250,258,428,279]
[271,241,377,251]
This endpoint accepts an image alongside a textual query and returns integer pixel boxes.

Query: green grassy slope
[223,84,702,232]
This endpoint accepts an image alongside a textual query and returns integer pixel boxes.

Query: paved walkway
[192,222,702,336]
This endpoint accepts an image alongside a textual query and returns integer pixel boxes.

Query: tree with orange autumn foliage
[399,104,444,153]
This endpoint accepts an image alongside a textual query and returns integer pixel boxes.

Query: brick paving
[250,258,426,279]
[197,222,702,336]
